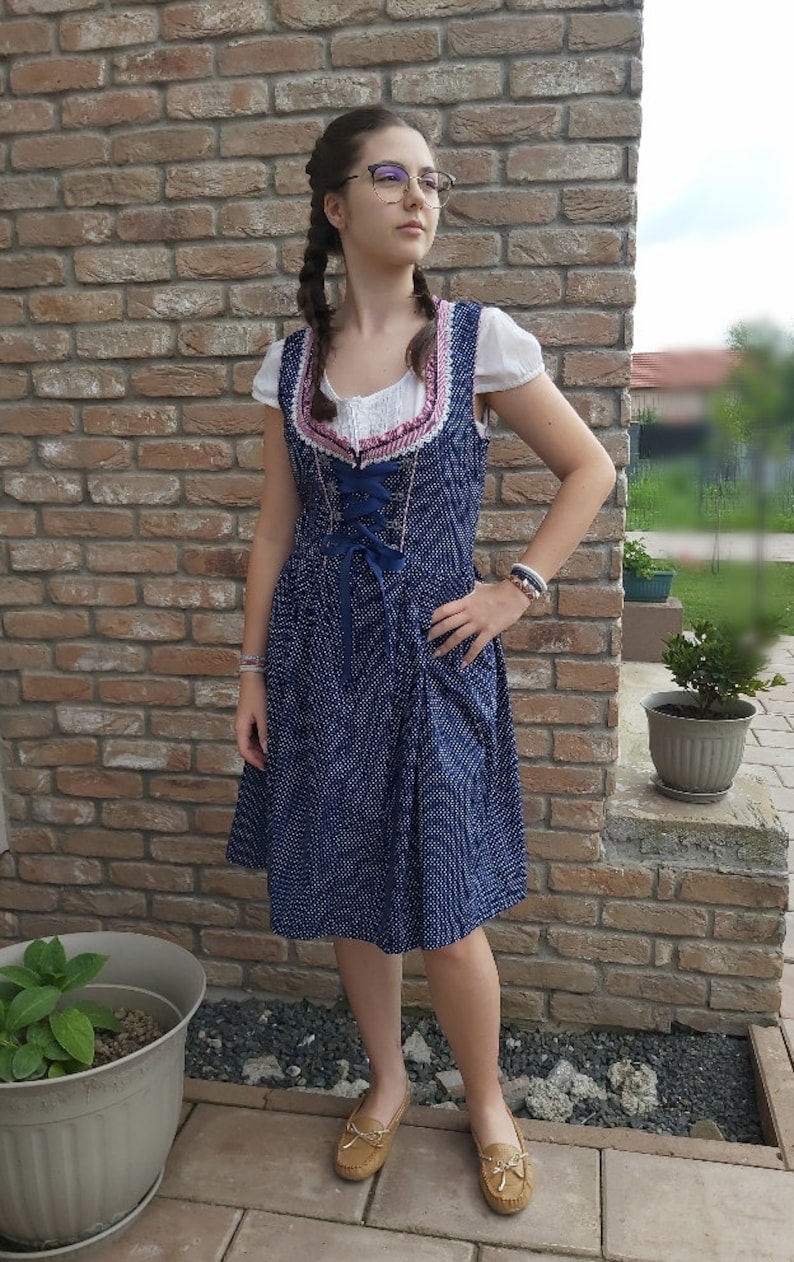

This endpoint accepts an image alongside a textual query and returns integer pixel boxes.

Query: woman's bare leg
[332,937,408,1123]
[422,927,516,1149]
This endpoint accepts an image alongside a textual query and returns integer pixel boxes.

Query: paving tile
[603,1149,794,1262]
[368,1125,600,1256]
[743,762,783,787]
[752,728,794,749]
[770,787,794,814]
[778,766,794,789]
[782,963,794,1019]
[159,1104,369,1222]
[751,715,793,731]
[783,1021,794,1067]
[742,746,794,767]
[73,1198,241,1262]
[224,1210,476,1260]
[480,1252,597,1262]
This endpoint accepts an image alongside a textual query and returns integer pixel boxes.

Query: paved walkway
[59,641,794,1262]
[627,529,794,563]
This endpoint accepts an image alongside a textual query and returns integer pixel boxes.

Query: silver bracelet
[510,563,547,595]
[239,664,266,674]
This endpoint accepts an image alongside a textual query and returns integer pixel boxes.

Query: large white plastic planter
[0,932,206,1256]
[641,689,756,801]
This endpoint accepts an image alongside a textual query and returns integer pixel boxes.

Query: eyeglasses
[340,163,455,210]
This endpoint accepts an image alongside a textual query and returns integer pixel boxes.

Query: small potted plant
[623,538,676,602]
[0,932,206,1254]
[641,618,786,800]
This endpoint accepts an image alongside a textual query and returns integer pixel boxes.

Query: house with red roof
[630,349,737,425]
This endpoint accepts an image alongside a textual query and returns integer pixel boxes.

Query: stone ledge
[606,767,789,872]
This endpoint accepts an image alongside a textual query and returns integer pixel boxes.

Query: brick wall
[0,0,657,1020]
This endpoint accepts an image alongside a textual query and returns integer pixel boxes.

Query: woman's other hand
[428,580,532,666]
[235,674,268,770]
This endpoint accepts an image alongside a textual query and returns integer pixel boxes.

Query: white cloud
[634,0,794,349]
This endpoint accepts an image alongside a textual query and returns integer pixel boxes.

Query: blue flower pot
[623,570,676,603]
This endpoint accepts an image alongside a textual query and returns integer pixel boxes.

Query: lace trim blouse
[251,305,545,451]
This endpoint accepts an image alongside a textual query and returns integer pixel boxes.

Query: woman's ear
[323,190,347,233]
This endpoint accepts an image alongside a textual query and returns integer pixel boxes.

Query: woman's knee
[423,928,488,968]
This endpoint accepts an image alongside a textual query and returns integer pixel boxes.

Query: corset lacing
[321,457,406,685]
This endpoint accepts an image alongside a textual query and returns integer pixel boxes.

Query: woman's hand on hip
[428,580,531,666]
[235,673,268,770]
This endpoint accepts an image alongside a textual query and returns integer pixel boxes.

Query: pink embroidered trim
[294,300,451,468]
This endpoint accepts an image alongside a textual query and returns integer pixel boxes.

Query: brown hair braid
[297,107,439,422]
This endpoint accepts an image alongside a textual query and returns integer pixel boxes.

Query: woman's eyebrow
[377,159,436,172]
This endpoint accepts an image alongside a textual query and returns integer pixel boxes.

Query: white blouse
[251,305,544,449]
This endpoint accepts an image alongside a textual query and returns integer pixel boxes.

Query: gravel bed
[185,996,764,1145]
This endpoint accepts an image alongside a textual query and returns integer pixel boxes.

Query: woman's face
[325,125,442,269]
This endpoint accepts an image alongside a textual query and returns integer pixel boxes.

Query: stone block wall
[13,1,773,1032]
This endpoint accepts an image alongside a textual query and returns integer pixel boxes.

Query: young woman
[227,106,616,1215]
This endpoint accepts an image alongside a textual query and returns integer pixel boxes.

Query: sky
[633,0,794,351]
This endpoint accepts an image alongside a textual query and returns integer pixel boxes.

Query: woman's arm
[235,405,301,769]
[429,373,616,664]
[488,371,617,581]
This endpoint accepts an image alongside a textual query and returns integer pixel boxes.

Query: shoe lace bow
[484,1148,529,1192]
[340,1120,387,1151]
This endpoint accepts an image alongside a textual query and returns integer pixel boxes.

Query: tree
[711,320,794,618]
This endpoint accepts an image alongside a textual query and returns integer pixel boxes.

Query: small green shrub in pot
[623,538,676,602]
[0,936,122,1082]
[623,538,659,579]
[661,619,786,718]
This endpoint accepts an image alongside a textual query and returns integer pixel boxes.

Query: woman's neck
[335,270,419,338]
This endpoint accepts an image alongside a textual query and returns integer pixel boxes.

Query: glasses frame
[338,162,456,209]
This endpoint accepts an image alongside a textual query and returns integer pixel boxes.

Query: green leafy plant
[661,619,786,719]
[623,538,662,580]
[0,937,121,1083]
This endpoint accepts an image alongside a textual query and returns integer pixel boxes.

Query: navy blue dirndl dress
[226,299,527,953]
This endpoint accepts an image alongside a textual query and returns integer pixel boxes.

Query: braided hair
[297,107,439,423]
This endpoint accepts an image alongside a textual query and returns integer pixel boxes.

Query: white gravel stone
[330,1077,369,1098]
[546,1058,576,1092]
[402,1030,434,1065]
[609,1059,658,1117]
[570,1072,608,1102]
[525,1078,574,1122]
[241,1054,285,1084]
[436,1068,466,1098]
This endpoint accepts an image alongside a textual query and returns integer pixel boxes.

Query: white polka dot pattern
[226,301,527,953]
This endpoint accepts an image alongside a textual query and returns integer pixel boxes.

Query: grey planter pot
[0,932,205,1255]
[641,689,756,799]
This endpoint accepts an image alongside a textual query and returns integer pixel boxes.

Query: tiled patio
[56,637,794,1262]
[63,1072,794,1262]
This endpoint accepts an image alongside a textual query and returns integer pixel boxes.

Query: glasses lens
[370,165,453,208]
[371,165,409,202]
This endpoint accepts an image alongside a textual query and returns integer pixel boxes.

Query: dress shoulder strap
[277,327,310,421]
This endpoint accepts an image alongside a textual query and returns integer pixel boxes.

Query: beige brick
[678,942,781,979]
[680,872,788,909]
[602,902,709,937]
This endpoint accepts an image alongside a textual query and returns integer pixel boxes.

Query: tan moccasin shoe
[472,1111,534,1215]
[334,1084,411,1181]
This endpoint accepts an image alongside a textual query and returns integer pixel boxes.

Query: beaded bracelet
[508,573,542,602]
[240,652,266,667]
[239,664,266,674]
[510,563,547,595]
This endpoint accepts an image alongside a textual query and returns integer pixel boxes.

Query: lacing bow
[482,1148,530,1192]
[340,1120,387,1151]
[321,457,406,686]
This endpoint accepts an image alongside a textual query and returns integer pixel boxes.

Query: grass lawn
[661,559,794,635]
